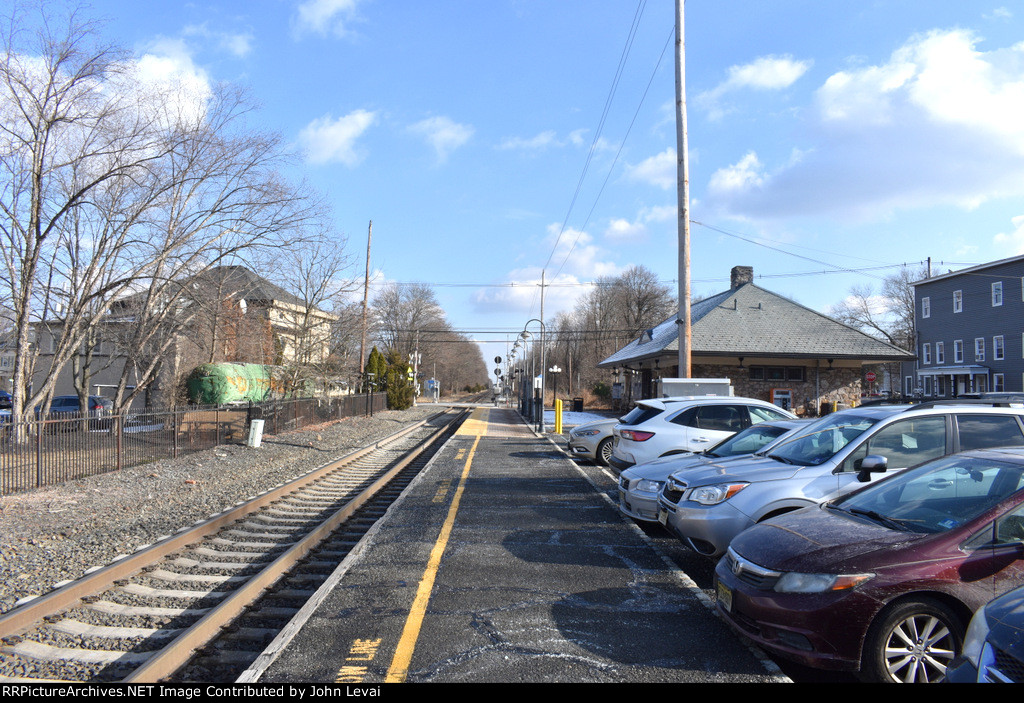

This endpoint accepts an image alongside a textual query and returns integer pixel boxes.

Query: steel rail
[0,411,450,641]
[124,408,466,682]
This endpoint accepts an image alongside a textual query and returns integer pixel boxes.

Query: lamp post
[521,318,545,432]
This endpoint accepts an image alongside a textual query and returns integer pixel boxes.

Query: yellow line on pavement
[455,407,489,436]
[385,433,480,682]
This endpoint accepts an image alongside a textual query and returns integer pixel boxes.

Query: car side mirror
[856,454,888,483]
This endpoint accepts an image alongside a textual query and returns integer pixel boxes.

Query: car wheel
[860,597,964,683]
[596,438,613,466]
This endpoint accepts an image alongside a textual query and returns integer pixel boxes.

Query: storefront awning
[917,365,989,377]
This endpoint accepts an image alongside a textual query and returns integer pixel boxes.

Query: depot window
[749,366,805,382]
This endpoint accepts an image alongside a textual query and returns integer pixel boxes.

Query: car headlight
[687,483,749,505]
[573,429,601,437]
[634,479,664,494]
[773,572,873,593]
[959,607,992,668]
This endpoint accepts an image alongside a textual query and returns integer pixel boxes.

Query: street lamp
[548,365,562,405]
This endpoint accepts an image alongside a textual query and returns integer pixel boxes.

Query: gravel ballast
[0,406,441,615]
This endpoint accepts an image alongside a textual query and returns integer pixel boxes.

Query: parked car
[608,396,795,471]
[618,419,811,522]
[658,401,1024,558]
[946,583,1024,683]
[714,446,1024,682]
[566,418,619,465]
[36,395,115,430]
[0,390,11,410]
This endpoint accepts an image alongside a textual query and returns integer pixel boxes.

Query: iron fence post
[116,414,123,472]
[35,420,42,489]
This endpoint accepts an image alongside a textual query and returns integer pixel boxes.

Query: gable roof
[599,281,914,367]
[188,266,307,308]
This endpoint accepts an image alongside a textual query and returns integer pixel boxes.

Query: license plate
[658,507,668,526]
[716,580,733,612]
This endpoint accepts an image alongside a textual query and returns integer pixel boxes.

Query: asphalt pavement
[250,407,788,684]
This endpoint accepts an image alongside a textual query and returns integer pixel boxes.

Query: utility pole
[359,220,373,391]
[675,0,692,378]
[539,270,546,432]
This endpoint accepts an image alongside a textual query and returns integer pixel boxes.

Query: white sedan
[608,396,796,471]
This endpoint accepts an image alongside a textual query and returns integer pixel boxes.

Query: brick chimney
[730,266,753,289]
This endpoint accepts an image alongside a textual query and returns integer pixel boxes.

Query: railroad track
[0,408,467,683]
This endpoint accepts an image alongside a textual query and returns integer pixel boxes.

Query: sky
[51,0,1024,378]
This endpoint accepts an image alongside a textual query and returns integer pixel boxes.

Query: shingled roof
[599,272,914,368]
[188,266,308,308]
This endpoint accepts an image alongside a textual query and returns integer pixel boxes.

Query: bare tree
[371,282,445,356]
[0,4,174,423]
[545,265,675,402]
[610,265,676,338]
[327,297,366,391]
[417,323,488,396]
[0,4,334,421]
[258,234,355,396]
[829,265,925,395]
[829,266,924,349]
[370,282,487,397]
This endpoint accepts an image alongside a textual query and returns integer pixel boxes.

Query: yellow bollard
[554,398,563,435]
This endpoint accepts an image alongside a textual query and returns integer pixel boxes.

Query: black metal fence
[0,393,388,496]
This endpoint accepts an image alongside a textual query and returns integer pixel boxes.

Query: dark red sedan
[714,447,1024,683]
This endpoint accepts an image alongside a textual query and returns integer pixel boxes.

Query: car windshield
[707,424,789,457]
[829,454,1024,534]
[768,414,878,466]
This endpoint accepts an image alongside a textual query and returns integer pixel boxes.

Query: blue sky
[78,1,1024,369]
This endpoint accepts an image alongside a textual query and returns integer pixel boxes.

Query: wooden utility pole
[675,0,692,378]
[359,220,373,387]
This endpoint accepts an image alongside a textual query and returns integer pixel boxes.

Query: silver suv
[657,400,1024,557]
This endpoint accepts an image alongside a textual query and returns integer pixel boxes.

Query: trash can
[572,397,584,413]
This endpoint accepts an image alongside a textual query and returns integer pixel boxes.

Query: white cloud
[994,215,1024,254]
[298,109,377,166]
[130,40,213,128]
[704,29,1024,222]
[725,55,812,90]
[605,218,646,243]
[625,148,676,190]
[470,269,584,314]
[568,129,588,146]
[294,0,363,37]
[471,224,619,314]
[708,152,765,195]
[183,23,254,58]
[699,55,812,118]
[640,204,677,224]
[408,116,474,163]
[498,130,558,151]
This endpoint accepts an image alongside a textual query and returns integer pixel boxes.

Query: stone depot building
[599,266,914,416]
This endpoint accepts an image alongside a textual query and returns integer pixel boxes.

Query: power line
[532,0,650,317]
[552,23,675,283]
[542,0,648,274]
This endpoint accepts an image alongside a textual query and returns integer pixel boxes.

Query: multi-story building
[31,266,338,408]
[910,254,1024,396]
